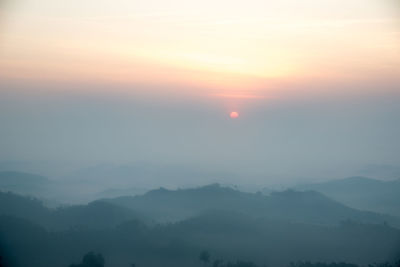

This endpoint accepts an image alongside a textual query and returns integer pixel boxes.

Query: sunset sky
[1,0,399,94]
[0,0,399,184]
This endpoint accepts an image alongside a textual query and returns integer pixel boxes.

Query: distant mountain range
[103,183,400,227]
[2,170,399,220]
[0,171,148,205]
[1,186,399,267]
[293,176,400,217]
[0,191,140,230]
[1,183,399,230]
[0,171,51,195]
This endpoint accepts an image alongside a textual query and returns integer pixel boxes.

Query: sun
[230,111,239,119]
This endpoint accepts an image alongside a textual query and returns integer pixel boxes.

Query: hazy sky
[0,0,399,184]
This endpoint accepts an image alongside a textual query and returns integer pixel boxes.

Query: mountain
[3,182,396,229]
[164,211,400,266]
[103,184,400,227]
[293,177,400,217]
[0,170,148,205]
[0,191,140,230]
[0,171,51,195]
[93,187,148,199]
[1,185,400,267]
[1,211,399,267]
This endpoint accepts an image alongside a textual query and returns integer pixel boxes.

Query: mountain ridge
[103,183,400,227]
[293,176,400,216]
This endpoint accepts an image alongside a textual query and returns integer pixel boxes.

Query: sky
[0,0,399,185]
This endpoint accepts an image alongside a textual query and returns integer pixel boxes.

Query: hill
[294,177,400,217]
[0,171,51,195]
[1,185,400,267]
[0,191,140,230]
[104,184,400,227]
[1,211,399,267]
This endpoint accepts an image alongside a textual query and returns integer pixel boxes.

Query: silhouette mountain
[1,210,399,267]
[0,191,140,230]
[164,210,400,266]
[0,171,51,195]
[1,186,400,267]
[294,177,400,216]
[104,184,400,226]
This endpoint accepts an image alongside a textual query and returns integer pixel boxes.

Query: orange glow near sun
[230,112,239,119]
